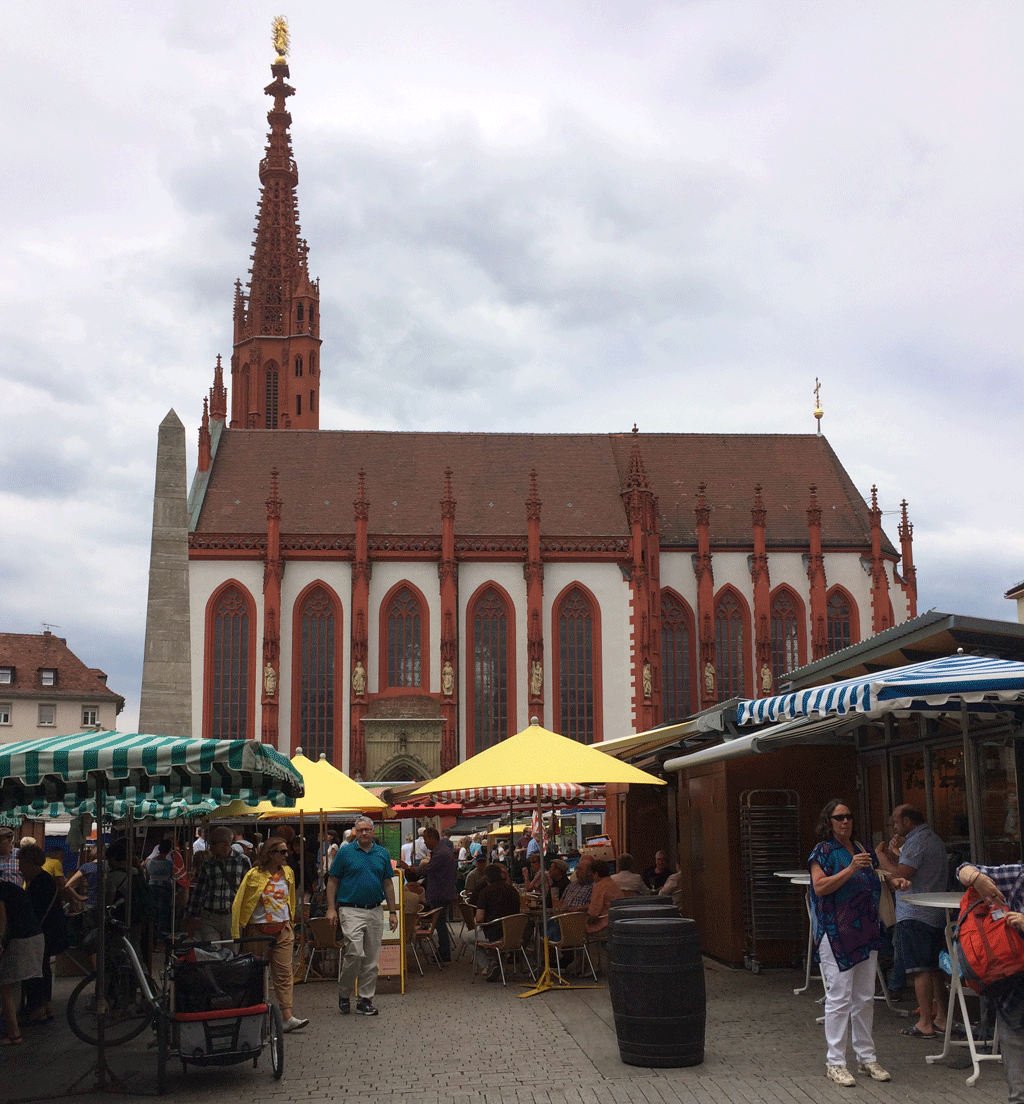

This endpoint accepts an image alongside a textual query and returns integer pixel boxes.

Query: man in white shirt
[610,853,648,895]
[193,828,208,854]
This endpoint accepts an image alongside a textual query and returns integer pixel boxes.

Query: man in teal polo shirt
[326,816,398,1016]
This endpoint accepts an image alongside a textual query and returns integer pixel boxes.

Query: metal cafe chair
[549,910,598,982]
[410,907,444,972]
[473,912,536,987]
[303,915,345,983]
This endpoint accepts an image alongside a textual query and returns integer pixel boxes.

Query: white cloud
[2,1,1022,729]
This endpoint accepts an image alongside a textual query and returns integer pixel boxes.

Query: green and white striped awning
[0,731,303,819]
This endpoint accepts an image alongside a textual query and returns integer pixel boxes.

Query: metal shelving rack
[740,788,803,973]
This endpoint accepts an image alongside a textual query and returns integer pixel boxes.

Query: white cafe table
[774,870,819,994]
[901,891,1001,1087]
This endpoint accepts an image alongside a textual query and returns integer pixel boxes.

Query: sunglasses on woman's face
[831,814,853,822]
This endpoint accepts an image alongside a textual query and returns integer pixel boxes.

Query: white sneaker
[857,1062,890,1082]
[282,1015,309,1032]
[826,1065,856,1086]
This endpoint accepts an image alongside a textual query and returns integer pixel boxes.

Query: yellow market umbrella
[409,721,666,794]
[410,719,664,997]
[253,752,386,817]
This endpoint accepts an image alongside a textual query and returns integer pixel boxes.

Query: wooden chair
[303,915,345,983]
[472,912,536,987]
[410,907,444,972]
[549,910,597,982]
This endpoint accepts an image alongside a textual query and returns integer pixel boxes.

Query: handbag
[877,875,896,928]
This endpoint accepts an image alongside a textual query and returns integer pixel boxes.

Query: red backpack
[953,888,1024,995]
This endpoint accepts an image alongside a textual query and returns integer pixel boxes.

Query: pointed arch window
[387,587,422,688]
[208,585,253,740]
[556,586,601,743]
[309,352,316,376]
[470,587,510,754]
[714,590,745,701]
[826,591,853,654]
[265,366,279,428]
[298,587,335,763]
[770,589,801,683]
[296,303,304,323]
[295,356,303,377]
[661,591,694,721]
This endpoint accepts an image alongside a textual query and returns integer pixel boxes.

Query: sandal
[901,1025,936,1039]
[0,1035,24,1046]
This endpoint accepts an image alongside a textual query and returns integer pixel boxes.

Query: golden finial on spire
[272,15,290,62]
[813,376,824,434]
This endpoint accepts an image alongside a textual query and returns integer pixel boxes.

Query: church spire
[229,18,322,430]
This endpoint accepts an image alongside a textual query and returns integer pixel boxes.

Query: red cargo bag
[953,887,1024,995]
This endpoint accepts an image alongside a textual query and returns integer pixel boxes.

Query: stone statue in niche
[352,661,366,697]
[703,661,716,697]
[642,661,652,699]
[442,660,455,698]
[760,663,773,693]
[264,663,277,697]
[530,660,543,698]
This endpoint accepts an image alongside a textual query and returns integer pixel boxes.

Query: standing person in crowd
[232,837,307,1032]
[611,854,648,896]
[875,804,950,1038]
[404,827,457,963]
[401,834,416,865]
[0,828,20,885]
[413,827,429,861]
[0,878,43,1046]
[18,844,68,1026]
[146,839,176,942]
[809,799,899,1087]
[185,826,249,941]
[327,816,398,1017]
[955,860,1024,1104]
[642,851,671,892]
[192,827,207,854]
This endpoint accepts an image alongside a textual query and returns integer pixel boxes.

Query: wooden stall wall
[678,745,858,965]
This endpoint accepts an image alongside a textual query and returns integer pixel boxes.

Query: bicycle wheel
[66,966,156,1046]
[269,1004,284,1080]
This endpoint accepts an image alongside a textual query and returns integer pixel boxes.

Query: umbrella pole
[520,792,601,998]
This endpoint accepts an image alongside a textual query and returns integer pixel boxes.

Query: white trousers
[338,906,384,1001]
[818,938,877,1067]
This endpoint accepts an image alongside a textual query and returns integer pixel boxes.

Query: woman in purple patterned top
[808,799,904,1087]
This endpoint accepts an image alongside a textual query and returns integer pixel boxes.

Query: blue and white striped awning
[736,654,1024,726]
[0,730,303,819]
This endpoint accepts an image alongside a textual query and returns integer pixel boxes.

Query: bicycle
[65,911,283,1094]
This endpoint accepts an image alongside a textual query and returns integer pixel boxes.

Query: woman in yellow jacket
[231,837,308,1032]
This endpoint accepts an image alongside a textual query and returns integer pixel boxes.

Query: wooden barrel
[608,917,705,1068]
[608,899,680,927]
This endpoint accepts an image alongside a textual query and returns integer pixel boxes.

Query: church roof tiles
[192,429,896,554]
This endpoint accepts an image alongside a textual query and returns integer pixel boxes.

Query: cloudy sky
[3,2,1021,731]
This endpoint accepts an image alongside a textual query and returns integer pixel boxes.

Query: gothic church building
[177,45,919,781]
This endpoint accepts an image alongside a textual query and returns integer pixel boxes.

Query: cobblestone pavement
[1,946,1007,1104]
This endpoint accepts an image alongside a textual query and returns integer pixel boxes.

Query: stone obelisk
[138,410,193,738]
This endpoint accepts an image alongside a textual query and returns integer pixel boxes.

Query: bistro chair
[455,900,477,962]
[549,910,598,982]
[411,907,444,972]
[303,915,345,983]
[472,912,536,987]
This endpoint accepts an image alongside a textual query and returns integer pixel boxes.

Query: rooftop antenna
[41,622,61,634]
[813,378,824,435]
